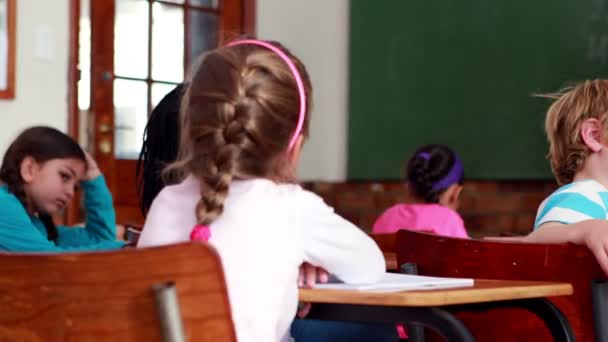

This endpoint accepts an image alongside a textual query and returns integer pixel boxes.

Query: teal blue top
[534,179,608,229]
[0,175,124,252]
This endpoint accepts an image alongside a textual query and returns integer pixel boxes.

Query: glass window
[152,2,184,83]
[151,82,179,108]
[115,0,149,78]
[190,0,219,8]
[114,79,148,159]
[189,10,218,63]
[78,0,91,110]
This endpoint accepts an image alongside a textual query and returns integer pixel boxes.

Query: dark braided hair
[0,126,86,243]
[136,84,184,215]
[406,144,464,203]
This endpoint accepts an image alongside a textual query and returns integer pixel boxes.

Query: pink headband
[227,39,307,151]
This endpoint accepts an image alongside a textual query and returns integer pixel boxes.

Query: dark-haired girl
[373,144,469,238]
[0,126,123,252]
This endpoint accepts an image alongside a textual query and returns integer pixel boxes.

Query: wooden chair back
[394,229,605,342]
[0,242,236,341]
[371,233,398,271]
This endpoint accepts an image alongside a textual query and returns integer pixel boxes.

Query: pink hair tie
[226,39,307,152]
[190,225,212,242]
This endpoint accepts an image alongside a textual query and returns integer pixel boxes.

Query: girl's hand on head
[83,152,102,181]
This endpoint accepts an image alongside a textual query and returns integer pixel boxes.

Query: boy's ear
[581,118,604,152]
[20,157,37,183]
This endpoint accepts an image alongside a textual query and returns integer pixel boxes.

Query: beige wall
[0,0,70,155]
[257,0,349,181]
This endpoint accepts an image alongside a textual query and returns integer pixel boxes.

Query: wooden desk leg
[400,262,425,342]
[448,298,574,342]
[307,304,475,342]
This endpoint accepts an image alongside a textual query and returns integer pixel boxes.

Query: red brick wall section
[302,180,558,238]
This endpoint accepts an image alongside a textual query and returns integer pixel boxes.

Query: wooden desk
[300,279,574,342]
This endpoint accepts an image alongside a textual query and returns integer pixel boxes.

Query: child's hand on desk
[297,263,329,318]
[116,224,126,241]
[487,220,608,275]
[298,262,329,287]
[523,220,608,275]
[563,220,608,276]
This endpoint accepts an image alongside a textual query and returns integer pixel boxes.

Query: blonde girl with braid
[137,39,385,342]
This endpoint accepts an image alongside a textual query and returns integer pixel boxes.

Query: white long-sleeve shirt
[138,175,385,342]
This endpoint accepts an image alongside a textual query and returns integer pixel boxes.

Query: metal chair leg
[153,282,186,342]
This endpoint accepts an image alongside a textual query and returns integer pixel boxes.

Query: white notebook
[314,273,474,293]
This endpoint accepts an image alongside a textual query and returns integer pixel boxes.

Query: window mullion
[184,5,190,72]
[147,0,154,114]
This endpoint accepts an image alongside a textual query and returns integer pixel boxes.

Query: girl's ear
[581,118,604,152]
[439,184,463,210]
[278,134,305,181]
[450,184,464,204]
[20,157,38,183]
[287,134,305,165]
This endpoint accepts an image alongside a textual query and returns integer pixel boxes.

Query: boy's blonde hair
[545,79,608,185]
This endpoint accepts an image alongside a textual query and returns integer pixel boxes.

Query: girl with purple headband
[373,144,469,239]
[137,39,387,342]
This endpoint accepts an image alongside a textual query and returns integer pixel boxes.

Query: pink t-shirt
[373,203,469,238]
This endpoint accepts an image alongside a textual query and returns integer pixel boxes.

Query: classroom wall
[0,0,70,155]
[303,180,558,237]
[257,0,349,181]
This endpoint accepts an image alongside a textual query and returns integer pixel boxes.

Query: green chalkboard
[348,0,608,180]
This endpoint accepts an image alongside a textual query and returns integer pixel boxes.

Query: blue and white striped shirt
[534,179,608,229]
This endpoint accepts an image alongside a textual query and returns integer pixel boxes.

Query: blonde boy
[524,80,608,274]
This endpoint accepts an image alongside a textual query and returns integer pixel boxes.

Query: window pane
[151,82,180,108]
[191,0,219,8]
[115,0,149,79]
[114,79,148,159]
[189,10,218,63]
[152,2,184,83]
[78,0,91,110]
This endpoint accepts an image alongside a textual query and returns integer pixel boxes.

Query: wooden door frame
[66,0,256,225]
[66,0,80,225]
[0,0,16,99]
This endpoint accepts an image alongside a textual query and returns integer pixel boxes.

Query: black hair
[405,144,464,203]
[0,126,86,243]
[136,84,183,215]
